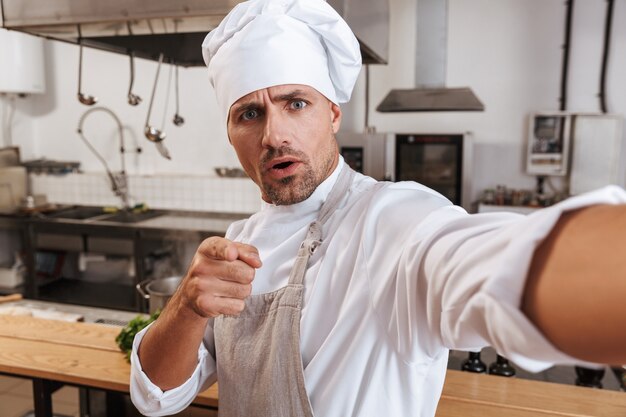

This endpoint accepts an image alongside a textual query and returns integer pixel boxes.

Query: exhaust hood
[377,0,484,112]
[0,0,389,67]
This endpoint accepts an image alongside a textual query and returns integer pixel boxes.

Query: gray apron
[214,166,356,417]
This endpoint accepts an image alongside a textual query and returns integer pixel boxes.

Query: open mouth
[273,161,294,170]
[264,157,301,179]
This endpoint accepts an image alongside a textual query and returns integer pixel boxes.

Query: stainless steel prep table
[0,208,250,311]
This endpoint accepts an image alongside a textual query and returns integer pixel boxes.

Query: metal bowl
[136,276,182,313]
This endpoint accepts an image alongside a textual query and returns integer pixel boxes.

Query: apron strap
[288,165,356,286]
[317,165,356,226]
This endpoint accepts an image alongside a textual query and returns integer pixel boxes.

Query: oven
[336,132,473,209]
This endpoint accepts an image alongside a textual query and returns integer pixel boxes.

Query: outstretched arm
[523,204,626,365]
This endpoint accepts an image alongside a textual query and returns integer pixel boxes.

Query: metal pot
[136,276,182,314]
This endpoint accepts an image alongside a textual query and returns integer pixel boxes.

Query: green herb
[115,310,161,362]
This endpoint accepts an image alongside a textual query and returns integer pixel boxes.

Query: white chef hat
[202,0,362,124]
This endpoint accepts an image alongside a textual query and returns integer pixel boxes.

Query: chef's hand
[179,236,262,318]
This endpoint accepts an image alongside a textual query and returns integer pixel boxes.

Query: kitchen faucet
[77,106,132,210]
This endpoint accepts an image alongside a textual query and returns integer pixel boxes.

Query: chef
[130,0,626,416]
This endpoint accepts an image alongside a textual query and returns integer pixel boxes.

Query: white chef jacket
[130,158,626,417]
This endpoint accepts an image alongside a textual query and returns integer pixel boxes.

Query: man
[130,0,626,416]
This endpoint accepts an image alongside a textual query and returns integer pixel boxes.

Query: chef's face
[227,84,342,205]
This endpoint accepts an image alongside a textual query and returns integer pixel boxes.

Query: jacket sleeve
[364,184,626,372]
[129,317,217,416]
[129,220,249,415]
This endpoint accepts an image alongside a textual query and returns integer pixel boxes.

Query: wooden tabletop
[438,371,626,416]
[0,315,624,415]
[0,315,218,407]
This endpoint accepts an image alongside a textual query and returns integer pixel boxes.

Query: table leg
[79,387,91,417]
[32,379,54,417]
[105,391,127,417]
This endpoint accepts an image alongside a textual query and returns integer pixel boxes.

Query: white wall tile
[30,173,261,214]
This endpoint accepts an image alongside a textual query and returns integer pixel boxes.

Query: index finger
[199,237,262,268]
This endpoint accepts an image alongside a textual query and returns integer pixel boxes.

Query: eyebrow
[231,89,308,115]
[274,90,307,102]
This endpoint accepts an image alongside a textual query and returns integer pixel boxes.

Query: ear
[330,102,342,134]
[225,111,234,145]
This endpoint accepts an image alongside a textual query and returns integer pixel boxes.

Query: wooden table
[0,315,624,416]
[0,315,218,416]
[438,370,626,416]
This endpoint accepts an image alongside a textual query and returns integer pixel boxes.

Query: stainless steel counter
[1,206,250,236]
[0,207,253,310]
[0,299,142,326]
[130,213,238,234]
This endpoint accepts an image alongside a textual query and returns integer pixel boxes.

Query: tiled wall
[31,173,262,214]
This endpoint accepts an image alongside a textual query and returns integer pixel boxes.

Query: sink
[97,210,162,224]
[48,206,162,224]
[49,206,108,220]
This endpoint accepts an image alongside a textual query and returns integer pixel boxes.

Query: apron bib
[214,166,355,417]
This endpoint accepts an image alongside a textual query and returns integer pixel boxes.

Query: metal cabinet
[1,211,239,312]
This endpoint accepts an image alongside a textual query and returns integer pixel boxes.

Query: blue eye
[290,100,307,110]
[241,109,259,120]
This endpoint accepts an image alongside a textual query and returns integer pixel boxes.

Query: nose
[261,107,290,149]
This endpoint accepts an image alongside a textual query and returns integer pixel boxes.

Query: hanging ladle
[127,51,142,106]
[77,44,97,106]
[172,65,185,126]
[144,53,166,143]
[144,54,171,160]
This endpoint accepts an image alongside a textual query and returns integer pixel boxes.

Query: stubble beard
[260,145,335,206]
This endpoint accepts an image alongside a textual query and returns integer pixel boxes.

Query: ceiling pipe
[599,0,615,114]
[559,0,575,112]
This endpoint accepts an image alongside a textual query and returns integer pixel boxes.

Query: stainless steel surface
[335,132,390,181]
[214,167,247,178]
[77,107,131,208]
[155,141,172,160]
[173,114,185,126]
[97,210,162,224]
[27,205,245,233]
[144,53,171,159]
[1,0,389,66]
[415,0,447,89]
[337,132,474,210]
[127,51,142,106]
[136,276,182,313]
[77,44,97,106]
[327,0,389,64]
[138,214,234,233]
[36,233,84,251]
[49,206,106,220]
[22,159,81,175]
[172,65,185,126]
[4,299,143,324]
[144,125,166,143]
[49,206,163,224]
[144,53,167,143]
[87,237,134,256]
[377,0,483,112]
[377,88,484,112]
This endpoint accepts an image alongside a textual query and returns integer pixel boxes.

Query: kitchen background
[0,0,625,408]
[1,0,625,211]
